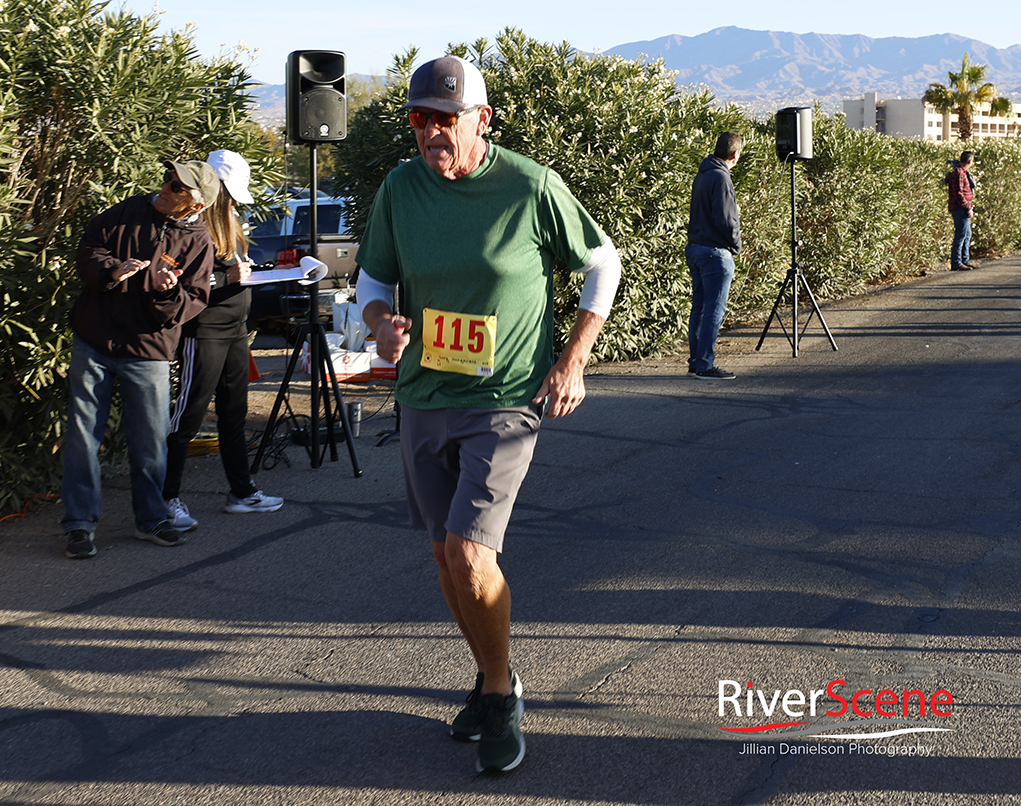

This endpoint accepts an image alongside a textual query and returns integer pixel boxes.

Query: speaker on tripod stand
[286,50,347,144]
[755,106,837,357]
[775,106,813,162]
[251,50,362,476]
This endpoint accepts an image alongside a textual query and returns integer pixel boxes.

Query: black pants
[164,335,257,501]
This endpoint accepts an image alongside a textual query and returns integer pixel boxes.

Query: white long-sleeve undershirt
[357,239,621,321]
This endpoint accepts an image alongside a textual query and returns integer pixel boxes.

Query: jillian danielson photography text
[738,743,938,756]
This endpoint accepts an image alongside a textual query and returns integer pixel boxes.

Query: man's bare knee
[445,532,500,600]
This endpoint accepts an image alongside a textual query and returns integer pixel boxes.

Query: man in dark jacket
[686,131,742,380]
[61,160,219,559]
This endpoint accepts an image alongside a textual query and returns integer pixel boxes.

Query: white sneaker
[224,490,284,514]
[166,498,198,531]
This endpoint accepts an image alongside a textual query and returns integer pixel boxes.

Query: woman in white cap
[164,150,283,529]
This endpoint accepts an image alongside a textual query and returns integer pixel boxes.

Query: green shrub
[725,129,793,320]
[886,137,950,275]
[795,113,904,297]
[0,0,281,513]
[971,139,1021,256]
[8,16,1021,513]
[335,29,747,360]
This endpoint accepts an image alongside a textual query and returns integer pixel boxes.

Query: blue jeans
[61,337,171,533]
[951,209,972,268]
[686,244,736,373]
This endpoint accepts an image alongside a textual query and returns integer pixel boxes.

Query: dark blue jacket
[687,156,741,255]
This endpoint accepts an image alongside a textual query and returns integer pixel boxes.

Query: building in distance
[843,92,1021,141]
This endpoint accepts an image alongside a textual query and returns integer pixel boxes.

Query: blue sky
[136,1,1020,84]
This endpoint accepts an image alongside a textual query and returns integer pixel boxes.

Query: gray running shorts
[400,405,543,552]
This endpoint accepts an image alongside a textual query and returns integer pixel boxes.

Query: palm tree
[923,53,1012,140]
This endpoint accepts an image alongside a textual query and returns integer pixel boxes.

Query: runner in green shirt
[357,55,621,773]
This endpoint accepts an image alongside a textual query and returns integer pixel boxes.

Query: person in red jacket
[62,160,219,559]
[947,150,976,271]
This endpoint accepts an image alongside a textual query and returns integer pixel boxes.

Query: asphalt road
[3,257,1021,805]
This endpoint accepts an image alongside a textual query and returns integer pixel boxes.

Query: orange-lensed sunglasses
[407,106,480,129]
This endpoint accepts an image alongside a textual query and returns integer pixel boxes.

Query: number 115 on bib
[420,307,498,377]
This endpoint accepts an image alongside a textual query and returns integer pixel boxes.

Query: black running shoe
[134,521,187,547]
[696,366,736,380]
[451,668,522,742]
[475,690,526,772]
[65,529,96,559]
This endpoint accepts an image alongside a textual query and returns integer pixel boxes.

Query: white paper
[333,301,368,351]
[242,256,328,286]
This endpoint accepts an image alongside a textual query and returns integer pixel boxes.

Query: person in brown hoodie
[61,160,219,559]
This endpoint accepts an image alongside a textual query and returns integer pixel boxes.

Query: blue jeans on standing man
[686,244,736,373]
[61,337,171,534]
[951,208,972,269]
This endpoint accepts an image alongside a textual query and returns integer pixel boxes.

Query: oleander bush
[722,129,794,320]
[0,0,279,513]
[7,16,1021,513]
[885,137,950,276]
[335,29,746,360]
[333,30,1021,366]
[793,115,905,297]
[970,139,1021,256]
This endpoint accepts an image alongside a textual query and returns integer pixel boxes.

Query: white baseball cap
[206,149,255,205]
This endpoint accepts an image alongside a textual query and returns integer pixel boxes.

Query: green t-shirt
[358,143,607,410]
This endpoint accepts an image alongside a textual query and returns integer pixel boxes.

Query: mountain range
[606,27,1021,109]
[248,27,1021,125]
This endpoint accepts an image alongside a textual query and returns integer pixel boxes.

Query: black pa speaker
[286,51,347,144]
[776,107,813,161]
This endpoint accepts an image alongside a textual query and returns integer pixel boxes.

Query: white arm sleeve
[575,240,622,319]
[356,269,397,321]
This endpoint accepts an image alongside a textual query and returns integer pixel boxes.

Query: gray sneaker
[166,498,198,532]
[452,668,522,742]
[475,690,526,772]
[224,490,283,514]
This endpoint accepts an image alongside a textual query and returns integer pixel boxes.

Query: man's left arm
[716,174,742,254]
[533,241,621,418]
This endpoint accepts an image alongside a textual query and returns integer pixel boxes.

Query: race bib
[420,307,497,377]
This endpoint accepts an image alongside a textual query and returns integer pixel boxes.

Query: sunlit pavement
[3,258,1021,805]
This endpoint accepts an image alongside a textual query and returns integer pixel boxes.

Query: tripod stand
[755,158,838,357]
[251,142,362,476]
